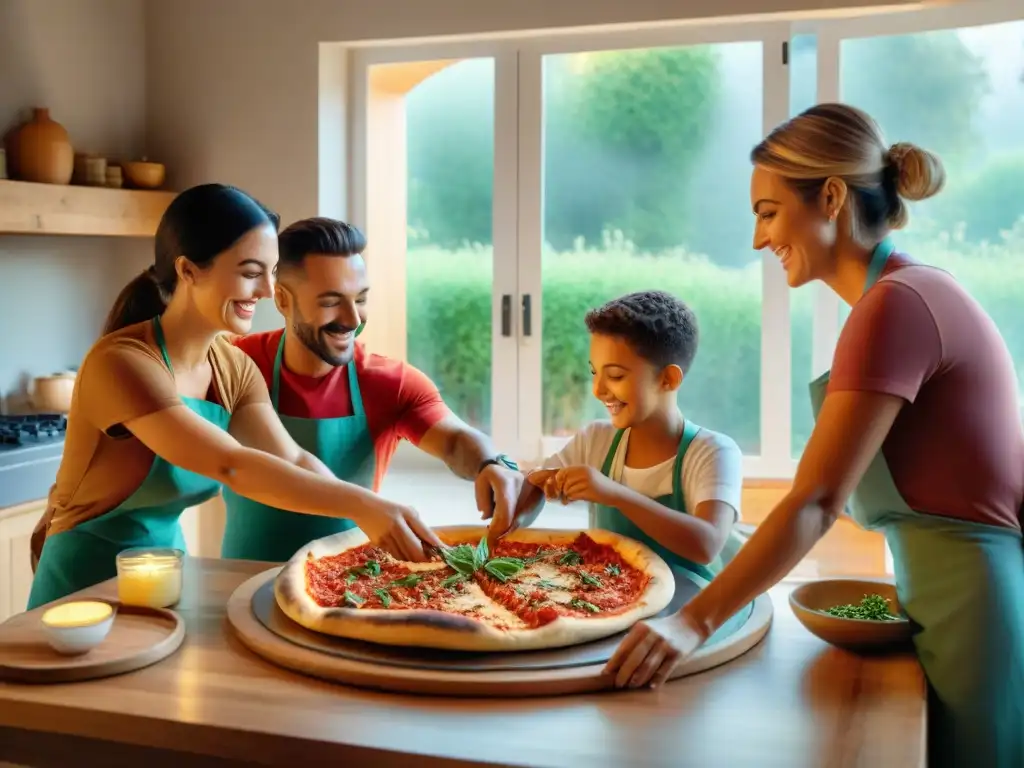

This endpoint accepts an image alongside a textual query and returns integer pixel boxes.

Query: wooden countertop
[0,558,926,768]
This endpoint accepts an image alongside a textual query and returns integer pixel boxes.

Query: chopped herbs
[579,571,602,588]
[442,574,466,590]
[570,597,600,613]
[348,559,381,580]
[535,579,561,590]
[559,550,583,566]
[343,590,365,607]
[605,564,621,577]
[523,548,553,564]
[389,574,423,588]
[824,593,902,622]
[374,588,392,608]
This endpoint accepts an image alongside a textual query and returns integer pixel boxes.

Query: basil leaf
[535,579,561,590]
[441,544,478,576]
[605,564,621,577]
[390,574,423,588]
[348,559,381,579]
[374,588,392,608]
[570,597,600,613]
[579,572,602,588]
[483,557,525,583]
[559,550,583,566]
[343,590,365,607]
[345,572,358,584]
[474,538,490,569]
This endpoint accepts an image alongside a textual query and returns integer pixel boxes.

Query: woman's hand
[603,611,708,689]
[355,497,445,562]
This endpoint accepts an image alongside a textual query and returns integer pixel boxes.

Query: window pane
[541,43,764,453]
[404,59,495,433]
[840,20,1024,414]
[789,34,817,457]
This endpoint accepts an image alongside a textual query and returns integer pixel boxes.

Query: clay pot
[123,159,166,189]
[30,371,77,413]
[8,108,74,185]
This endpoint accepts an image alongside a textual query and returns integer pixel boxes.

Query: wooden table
[0,557,926,768]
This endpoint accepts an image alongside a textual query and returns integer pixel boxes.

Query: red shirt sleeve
[391,362,452,445]
[230,331,277,387]
[828,278,942,403]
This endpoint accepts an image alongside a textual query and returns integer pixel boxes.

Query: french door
[349,24,793,473]
[348,0,1023,477]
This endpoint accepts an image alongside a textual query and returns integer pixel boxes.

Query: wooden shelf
[0,179,176,237]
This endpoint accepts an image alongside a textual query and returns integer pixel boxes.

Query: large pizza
[274,526,675,652]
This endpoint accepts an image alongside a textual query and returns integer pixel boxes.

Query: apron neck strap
[152,316,174,373]
[864,238,896,294]
[271,330,365,416]
[671,420,702,509]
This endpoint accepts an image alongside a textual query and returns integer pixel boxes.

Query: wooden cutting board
[0,602,185,684]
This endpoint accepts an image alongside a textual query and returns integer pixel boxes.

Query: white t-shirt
[541,420,743,520]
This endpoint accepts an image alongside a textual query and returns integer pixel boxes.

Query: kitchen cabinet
[0,500,44,623]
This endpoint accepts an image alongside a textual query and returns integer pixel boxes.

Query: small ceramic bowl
[40,600,116,655]
[789,579,912,652]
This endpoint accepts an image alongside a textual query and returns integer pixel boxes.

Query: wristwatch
[478,454,519,475]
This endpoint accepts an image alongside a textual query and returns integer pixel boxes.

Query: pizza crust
[274,526,676,652]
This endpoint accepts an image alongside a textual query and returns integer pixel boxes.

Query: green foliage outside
[407,221,1024,453]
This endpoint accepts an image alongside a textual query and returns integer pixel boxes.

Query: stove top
[0,414,68,447]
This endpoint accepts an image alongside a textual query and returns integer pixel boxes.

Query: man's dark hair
[584,290,699,372]
[278,217,367,271]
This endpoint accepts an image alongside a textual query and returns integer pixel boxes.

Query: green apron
[596,420,752,643]
[27,316,230,610]
[220,330,375,562]
[809,238,1024,768]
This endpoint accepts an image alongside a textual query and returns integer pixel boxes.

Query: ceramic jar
[8,108,74,185]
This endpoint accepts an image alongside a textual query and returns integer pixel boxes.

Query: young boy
[513,290,744,583]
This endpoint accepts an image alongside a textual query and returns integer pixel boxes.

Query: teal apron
[220,330,375,561]
[27,316,231,610]
[809,239,1024,768]
[595,420,752,643]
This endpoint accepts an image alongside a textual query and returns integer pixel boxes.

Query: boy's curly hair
[584,290,699,372]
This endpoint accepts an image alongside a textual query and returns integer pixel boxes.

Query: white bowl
[40,600,116,655]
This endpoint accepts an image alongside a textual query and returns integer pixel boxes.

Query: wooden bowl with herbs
[789,579,912,652]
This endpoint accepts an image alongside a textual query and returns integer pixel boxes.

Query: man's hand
[476,464,529,542]
[484,469,546,545]
[355,498,444,562]
[603,611,707,689]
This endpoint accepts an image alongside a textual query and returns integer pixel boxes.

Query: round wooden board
[0,602,185,684]
[227,568,774,697]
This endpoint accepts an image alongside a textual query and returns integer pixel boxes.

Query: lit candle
[115,548,184,608]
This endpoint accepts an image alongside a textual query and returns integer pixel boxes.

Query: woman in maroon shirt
[606,103,1024,768]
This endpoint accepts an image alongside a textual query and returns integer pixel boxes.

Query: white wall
[0,0,151,411]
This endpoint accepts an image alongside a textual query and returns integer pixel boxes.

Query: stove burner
[0,414,68,446]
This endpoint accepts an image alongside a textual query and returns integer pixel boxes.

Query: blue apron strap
[271,330,287,411]
[600,429,626,477]
[346,356,365,418]
[671,420,702,511]
[863,237,896,294]
[151,316,174,373]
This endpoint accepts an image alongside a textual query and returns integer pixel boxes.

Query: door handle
[501,294,512,337]
[522,294,532,337]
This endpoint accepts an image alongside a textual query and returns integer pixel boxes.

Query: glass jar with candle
[115,548,184,608]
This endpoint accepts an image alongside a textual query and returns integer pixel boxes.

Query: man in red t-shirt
[221,217,531,562]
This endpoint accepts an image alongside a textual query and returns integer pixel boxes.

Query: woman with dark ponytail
[28,184,442,609]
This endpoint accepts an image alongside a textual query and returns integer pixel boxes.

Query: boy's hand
[552,465,617,505]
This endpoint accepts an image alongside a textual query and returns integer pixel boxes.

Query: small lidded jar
[115,547,184,608]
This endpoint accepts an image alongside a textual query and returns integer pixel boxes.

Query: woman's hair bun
[887,142,946,202]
